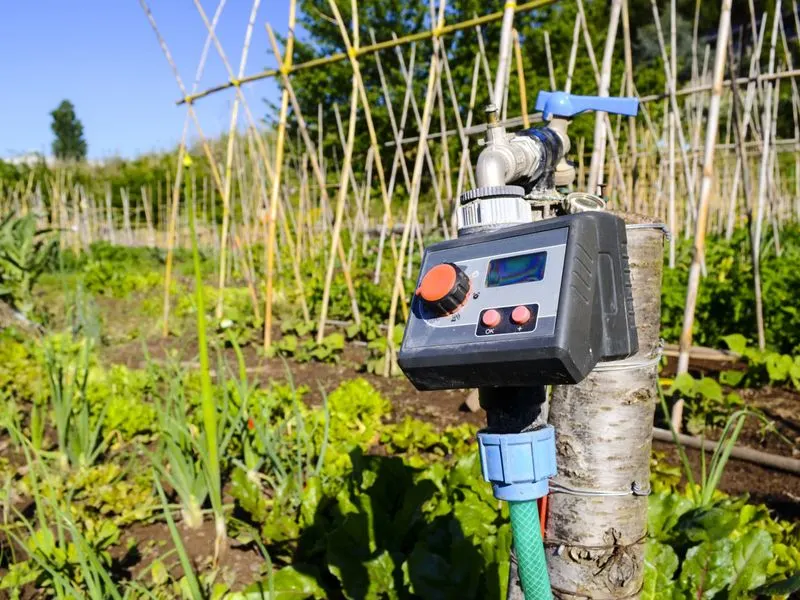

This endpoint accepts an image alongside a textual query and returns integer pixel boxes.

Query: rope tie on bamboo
[347,47,358,59]
[504,1,517,10]
[183,96,195,105]
[432,25,445,38]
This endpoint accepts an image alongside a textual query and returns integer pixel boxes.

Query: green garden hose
[509,500,553,600]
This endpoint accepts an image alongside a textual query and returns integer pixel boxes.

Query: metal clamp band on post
[625,222,670,240]
[548,479,651,497]
[477,426,557,501]
[592,341,664,373]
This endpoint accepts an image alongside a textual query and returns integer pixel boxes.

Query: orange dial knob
[416,263,470,315]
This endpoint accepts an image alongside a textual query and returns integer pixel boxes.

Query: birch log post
[546,217,665,599]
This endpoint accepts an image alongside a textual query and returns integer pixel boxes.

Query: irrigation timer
[397,210,637,390]
[397,91,641,391]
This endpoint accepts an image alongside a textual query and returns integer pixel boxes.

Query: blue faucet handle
[535,91,639,120]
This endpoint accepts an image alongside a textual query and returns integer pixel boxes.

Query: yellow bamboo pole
[263,0,297,350]
[323,0,406,341]
[266,24,362,328]
[383,0,446,376]
[513,29,530,128]
[138,0,227,337]
[317,85,359,347]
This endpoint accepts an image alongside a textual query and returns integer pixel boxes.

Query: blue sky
[0,2,304,160]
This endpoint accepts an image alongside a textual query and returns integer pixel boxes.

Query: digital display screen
[486,251,547,287]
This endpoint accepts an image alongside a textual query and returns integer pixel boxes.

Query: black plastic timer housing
[397,212,638,390]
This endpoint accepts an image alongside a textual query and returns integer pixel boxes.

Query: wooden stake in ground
[384,0,446,376]
[751,0,783,351]
[673,0,734,431]
[263,0,297,349]
[587,0,622,195]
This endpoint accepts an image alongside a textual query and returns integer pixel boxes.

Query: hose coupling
[477,426,557,501]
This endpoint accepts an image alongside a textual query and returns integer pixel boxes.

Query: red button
[511,305,531,325]
[482,309,502,328]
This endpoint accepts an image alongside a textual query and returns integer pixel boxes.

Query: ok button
[481,309,502,328]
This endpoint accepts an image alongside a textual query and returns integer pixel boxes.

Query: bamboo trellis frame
[1,0,799,405]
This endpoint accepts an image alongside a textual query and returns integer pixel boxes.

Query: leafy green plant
[42,334,110,469]
[721,333,800,390]
[662,227,800,355]
[646,386,800,598]
[82,259,161,298]
[268,319,346,364]
[0,213,57,314]
[666,372,744,435]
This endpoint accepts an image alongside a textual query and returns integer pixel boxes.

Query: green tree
[50,100,88,161]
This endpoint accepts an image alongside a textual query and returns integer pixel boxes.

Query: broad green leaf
[647,492,693,540]
[300,477,323,527]
[453,490,498,539]
[327,547,397,600]
[719,369,745,387]
[232,566,326,599]
[766,353,793,383]
[675,504,740,544]
[728,529,773,597]
[722,333,748,355]
[678,538,734,599]
[641,540,678,600]
[670,372,697,397]
[150,559,168,586]
[696,377,723,401]
[230,468,268,523]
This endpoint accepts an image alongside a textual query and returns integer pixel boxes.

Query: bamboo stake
[370,36,417,284]
[317,82,359,346]
[564,12,581,94]
[263,0,297,349]
[384,0,445,376]
[265,24,360,328]
[586,0,622,195]
[139,0,228,337]
[725,16,767,240]
[199,0,261,320]
[325,0,404,328]
[513,29,530,127]
[650,0,699,229]
[751,0,782,351]
[543,30,556,92]
[177,0,558,106]
[621,0,638,210]
[493,0,516,115]
[673,0,733,417]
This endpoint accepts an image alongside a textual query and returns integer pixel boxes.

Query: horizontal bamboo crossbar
[176,0,559,105]
[639,68,800,103]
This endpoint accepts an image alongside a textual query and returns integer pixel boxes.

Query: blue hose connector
[477,426,557,501]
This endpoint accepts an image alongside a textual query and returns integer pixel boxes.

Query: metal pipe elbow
[476,148,509,188]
